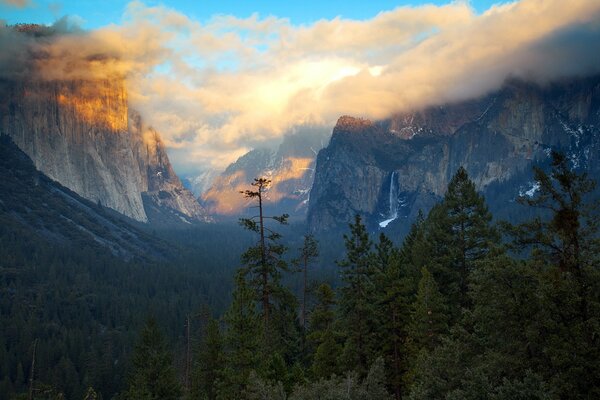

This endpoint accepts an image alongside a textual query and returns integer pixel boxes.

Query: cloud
[1,0,30,8]
[2,0,600,174]
[127,0,600,172]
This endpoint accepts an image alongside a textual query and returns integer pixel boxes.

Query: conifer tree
[407,267,448,354]
[506,152,600,398]
[337,215,378,377]
[239,178,289,342]
[424,167,497,316]
[307,283,340,378]
[307,283,336,344]
[126,318,182,400]
[220,271,261,399]
[295,234,319,332]
[377,216,425,399]
[190,318,224,400]
[373,232,395,272]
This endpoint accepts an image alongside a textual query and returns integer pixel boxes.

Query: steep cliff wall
[0,78,206,222]
[308,76,600,232]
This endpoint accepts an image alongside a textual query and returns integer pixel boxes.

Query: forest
[1,151,599,399]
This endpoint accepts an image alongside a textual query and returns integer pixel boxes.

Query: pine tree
[307,283,340,378]
[407,267,448,354]
[373,233,395,272]
[377,217,425,399]
[126,318,182,400]
[424,167,497,317]
[295,234,319,333]
[311,329,342,380]
[220,271,261,399]
[506,152,600,398]
[190,318,224,400]
[239,177,289,343]
[307,283,336,344]
[337,215,378,377]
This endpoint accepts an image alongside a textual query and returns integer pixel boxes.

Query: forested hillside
[1,142,598,399]
[123,153,600,400]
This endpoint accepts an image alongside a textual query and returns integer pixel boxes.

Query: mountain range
[308,75,600,233]
[1,25,599,238]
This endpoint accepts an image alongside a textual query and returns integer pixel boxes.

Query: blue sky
[2,1,503,28]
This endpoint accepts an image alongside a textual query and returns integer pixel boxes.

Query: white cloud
[4,0,600,173]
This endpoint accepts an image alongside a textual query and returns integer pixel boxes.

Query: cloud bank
[2,0,600,173]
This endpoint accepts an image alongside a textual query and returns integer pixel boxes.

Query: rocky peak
[335,116,374,132]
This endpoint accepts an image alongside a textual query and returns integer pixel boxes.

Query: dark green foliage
[376,216,424,399]
[126,318,182,400]
[294,234,319,332]
[501,152,600,398]
[220,271,261,399]
[423,167,498,318]
[306,283,340,379]
[337,215,379,377]
[238,177,290,345]
[306,284,336,349]
[190,318,224,400]
[408,157,600,399]
[407,267,448,355]
[289,357,392,400]
[3,139,599,400]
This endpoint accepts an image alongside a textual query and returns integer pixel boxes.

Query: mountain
[308,75,600,232]
[0,70,207,224]
[0,135,173,260]
[201,127,329,217]
[182,169,220,197]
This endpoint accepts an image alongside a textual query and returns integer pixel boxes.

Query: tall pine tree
[190,317,224,400]
[337,215,379,377]
[239,177,289,340]
[220,271,261,399]
[126,318,182,400]
[424,167,497,317]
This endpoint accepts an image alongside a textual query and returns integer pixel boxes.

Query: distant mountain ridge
[308,75,600,232]
[201,127,329,217]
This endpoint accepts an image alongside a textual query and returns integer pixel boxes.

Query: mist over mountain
[201,127,330,218]
[0,25,208,224]
[308,74,600,233]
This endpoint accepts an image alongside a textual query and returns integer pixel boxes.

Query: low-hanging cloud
[3,0,600,174]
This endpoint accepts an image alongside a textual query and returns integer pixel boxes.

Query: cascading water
[379,171,398,228]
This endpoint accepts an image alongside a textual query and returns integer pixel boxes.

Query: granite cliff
[0,78,207,223]
[308,75,600,232]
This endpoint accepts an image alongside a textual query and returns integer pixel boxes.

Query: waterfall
[379,171,398,228]
[388,171,397,219]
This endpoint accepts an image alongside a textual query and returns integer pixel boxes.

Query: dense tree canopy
[2,160,599,400]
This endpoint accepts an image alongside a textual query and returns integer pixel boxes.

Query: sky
[2,0,600,176]
[1,1,502,28]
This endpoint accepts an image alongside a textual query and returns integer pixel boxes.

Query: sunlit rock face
[308,76,600,232]
[0,78,207,222]
[201,128,329,217]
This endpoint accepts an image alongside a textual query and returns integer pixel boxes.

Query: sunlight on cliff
[55,80,128,132]
[202,157,313,215]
